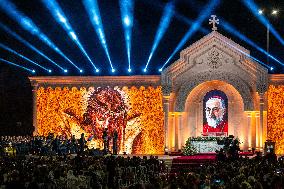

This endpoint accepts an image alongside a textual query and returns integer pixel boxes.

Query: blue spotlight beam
[119,0,134,72]
[0,43,51,72]
[144,1,175,72]
[0,0,80,71]
[0,22,65,71]
[0,57,35,73]
[241,0,284,46]
[221,38,272,70]
[160,0,220,71]
[83,0,115,71]
[42,0,99,72]
[221,20,284,67]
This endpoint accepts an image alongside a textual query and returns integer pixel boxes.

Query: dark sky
[0,0,284,76]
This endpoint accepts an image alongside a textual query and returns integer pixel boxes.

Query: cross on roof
[209,15,219,31]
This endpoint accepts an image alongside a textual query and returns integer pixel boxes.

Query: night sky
[0,0,284,76]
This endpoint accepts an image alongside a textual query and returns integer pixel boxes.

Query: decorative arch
[175,71,254,112]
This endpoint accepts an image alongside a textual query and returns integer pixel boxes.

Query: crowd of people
[0,135,283,189]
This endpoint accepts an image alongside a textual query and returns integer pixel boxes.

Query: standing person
[103,128,109,154]
[112,129,118,155]
[78,133,86,154]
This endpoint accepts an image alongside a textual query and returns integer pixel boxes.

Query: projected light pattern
[83,0,115,72]
[242,0,284,46]
[0,57,35,73]
[144,1,175,72]
[221,20,284,67]
[0,0,81,71]
[36,86,164,154]
[0,23,65,71]
[160,0,220,71]
[120,0,134,72]
[0,43,51,72]
[42,0,98,72]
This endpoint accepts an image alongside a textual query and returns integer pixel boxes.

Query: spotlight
[128,68,132,72]
[111,68,116,73]
[242,0,284,46]
[119,0,134,77]
[144,1,174,71]
[0,43,50,72]
[271,10,278,15]
[143,68,147,72]
[160,0,220,70]
[270,67,274,71]
[83,0,115,72]
[32,70,36,73]
[42,0,99,71]
[159,68,162,72]
[0,23,65,71]
[258,9,263,15]
[79,69,83,73]
[48,69,52,73]
[0,57,35,73]
[123,16,131,26]
[221,20,284,67]
[0,0,80,71]
[95,69,99,73]
[64,69,68,73]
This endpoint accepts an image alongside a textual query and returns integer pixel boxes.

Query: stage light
[221,20,284,67]
[242,0,284,46]
[95,69,99,73]
[0,43,51,72]
[0,0,81,71]
[124,16,131,26]
[271,9,278,15]
[258,9,263,15]
[159,68,162,72]
[143,68,147,73]
[270,67,274,71]
[119,0,134,74]
[80,69,83,73]
[48,69,52,73]
[42,0,99,71]
[0,57,35,73]
[160,0,220,70]
[83,0,115,72]
[111,68,115,73]
[0,23,65,71]
[144,1,175,71]
[64,69,68,73]
[128,68,132,72]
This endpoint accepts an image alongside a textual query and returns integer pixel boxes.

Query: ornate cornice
[269,74,284,85]
[29,76,161,87]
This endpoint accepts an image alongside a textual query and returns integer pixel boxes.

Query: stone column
[259,93,264,150]
[163,96,170,152]
[246,112,252,150]
[32,83,38,135]
[177,112,183,149]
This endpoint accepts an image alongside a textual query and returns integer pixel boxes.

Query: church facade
[30,30,284,154]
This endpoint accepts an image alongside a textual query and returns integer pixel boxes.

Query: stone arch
[175,71,254,112]
[179,80,247,148]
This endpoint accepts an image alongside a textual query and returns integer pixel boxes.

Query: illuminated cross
[209,15,219,31]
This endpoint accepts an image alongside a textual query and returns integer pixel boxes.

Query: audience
[0,134,283,189]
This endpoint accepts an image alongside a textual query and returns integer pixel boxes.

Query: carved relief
[207,49,222,69]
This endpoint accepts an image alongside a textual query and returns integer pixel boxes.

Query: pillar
[163,96,170,152]
[32,83,38,135]
[259,93,264,150]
